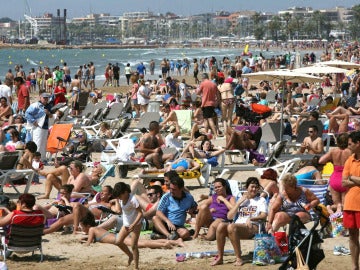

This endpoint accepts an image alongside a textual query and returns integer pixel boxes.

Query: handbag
[252,233,282,265]
[295,247,309,270]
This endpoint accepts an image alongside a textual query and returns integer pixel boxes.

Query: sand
[3,73,355,269]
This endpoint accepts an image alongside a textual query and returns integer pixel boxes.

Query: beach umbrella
[243,69,323,138]
[320,60,360,70]
[293,64,348,74]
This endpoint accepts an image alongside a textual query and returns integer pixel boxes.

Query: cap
[41,92,51,98]
[73,87,79,91]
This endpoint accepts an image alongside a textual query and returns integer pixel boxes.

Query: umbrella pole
[279,80,285,139]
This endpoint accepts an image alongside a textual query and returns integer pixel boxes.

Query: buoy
[39,61,43,65]
[8,56,11,59]
[9,61,12,65]
[60,59,64,63]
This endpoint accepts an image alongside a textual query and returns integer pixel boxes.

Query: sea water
[0,47,312,83]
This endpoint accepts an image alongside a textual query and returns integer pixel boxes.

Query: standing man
[0,78,13,105]
[136,62,146,78]
[89,62,96,91]
[196,73,219,138]
[25,93,53,160]
[63,62,71,89]
[14,76,30,114]
[342,131,360,269]
[149,59,155,75]
[112,63,120,87]
[152,176,197,240]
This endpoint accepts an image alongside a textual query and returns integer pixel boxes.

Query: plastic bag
[274,231,289,255]
[295,247,310,270]
[252,233,282,266]
[330,212,348,237]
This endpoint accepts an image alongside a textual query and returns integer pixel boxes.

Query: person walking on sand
[112,182,143,270]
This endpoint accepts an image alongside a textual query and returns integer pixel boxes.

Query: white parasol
[293,64,349,74]
[320,60,360,70]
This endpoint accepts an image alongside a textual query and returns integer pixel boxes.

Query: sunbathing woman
[192,178,235,240]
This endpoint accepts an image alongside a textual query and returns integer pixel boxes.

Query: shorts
[30,79,36,86]
[153,220,184,234]
[161,67,168,74]
[64,75,72,83]
[343,210,360,229]
[90,75,95,80]
[132,99,138,105]
[202,106,216,119]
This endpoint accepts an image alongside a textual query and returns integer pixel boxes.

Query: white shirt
[165,133,183,148]
[0,84,12,105]
[120,195,140,226]
[137,85,150,105]
[234,196,267,225]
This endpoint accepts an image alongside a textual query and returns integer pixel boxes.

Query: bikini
[94,231,111,243]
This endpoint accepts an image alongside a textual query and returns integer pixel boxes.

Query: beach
[1,50,355,269]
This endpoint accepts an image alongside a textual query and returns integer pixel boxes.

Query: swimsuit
[295,170,317,185]
[221,98,235,105]
[280,189,308,217]
[329,165,348,193]
[171,158,189,170]
[95,231,111,243]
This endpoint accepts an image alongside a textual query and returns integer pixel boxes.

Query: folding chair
[46,123,73,161]
[1,213,45,262]
[297,179,329,205]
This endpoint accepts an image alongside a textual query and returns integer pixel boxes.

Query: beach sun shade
[293,64,349,74]
[320,60,360,70]
[243,69,323,137]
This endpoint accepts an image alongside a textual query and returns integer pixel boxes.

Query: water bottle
[25,129,32,143]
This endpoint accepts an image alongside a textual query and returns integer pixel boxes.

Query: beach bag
[295,247,309,270]
[274,231,289,255]
[330,212,348,237]
[252,233,282,266]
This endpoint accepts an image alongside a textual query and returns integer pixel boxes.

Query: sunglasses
[308,130,314,133]
[147,193,155,197]
[77,135,84,138]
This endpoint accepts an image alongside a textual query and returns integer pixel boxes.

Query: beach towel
[175,110,192,134]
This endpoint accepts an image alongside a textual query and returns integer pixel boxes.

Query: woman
[129,74,140,118]
[0,193,44,227]
[137,79,151,114]
[2,129,24,152]
[98,122,113,139]
[193,178,235,240]
[319,133,351,214]
[211,177,267,266]
[259,168,279,198]
[294,156,324,185]
[183,139,225,167]
[266,173,320,233]
[53,79,67,105]
[124,63,132,85]
[218,77,235,133]
[67,160,92,195]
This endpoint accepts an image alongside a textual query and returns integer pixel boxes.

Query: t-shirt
[54,86,67,105]
[12,210,44,226]
[234,196,267,225]
[120,194,140,226]
[343,155,360,211]
[137,85,150,105]
[17,84,30,110]
[165,134,183,148]
[157,192,197,227]
[0,84,12,105]
[198,79,218,107]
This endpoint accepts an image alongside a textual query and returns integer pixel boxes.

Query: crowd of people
[1,41,360,269]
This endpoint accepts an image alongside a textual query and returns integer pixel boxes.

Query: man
[63,62,71,88]
[137,62,146,78]
[25,92,53,159]
[149,59,155,75]
[196,73,219,138]
[89,62,96,91]
[14,76,30,113]
[112,63,120,87]
[295,125,324,155]
[342,131,360,269]
[70,74,81,91]
[152,176,197,240]
[139,121,174,169]
[0,78,13,105]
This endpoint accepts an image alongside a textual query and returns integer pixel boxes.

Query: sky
[1,0,358,19]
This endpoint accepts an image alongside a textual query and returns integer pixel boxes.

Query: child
[71,87,80,116]
[113,182,143,270]
[32,152,44,184]
[46,76,54,93]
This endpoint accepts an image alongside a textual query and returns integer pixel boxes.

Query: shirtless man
[76,66,83,87]
[70,74,81,91]
[89,61,96,91]
[37,158,71,199]
[139,121,174,169]
[295,125,324,155]
[63,62,71,89]
[36,66,44,92]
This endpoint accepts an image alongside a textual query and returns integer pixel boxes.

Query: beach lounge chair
[101,102,124,121]
[175,110,193,135]
[135,112,161,130]
[1,213,45,262]
[78,91,90,111]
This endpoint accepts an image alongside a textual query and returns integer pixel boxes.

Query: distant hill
[0,17,14,23]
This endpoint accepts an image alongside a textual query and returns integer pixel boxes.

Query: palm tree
[282,12,292,40]
[267,15,281,40]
